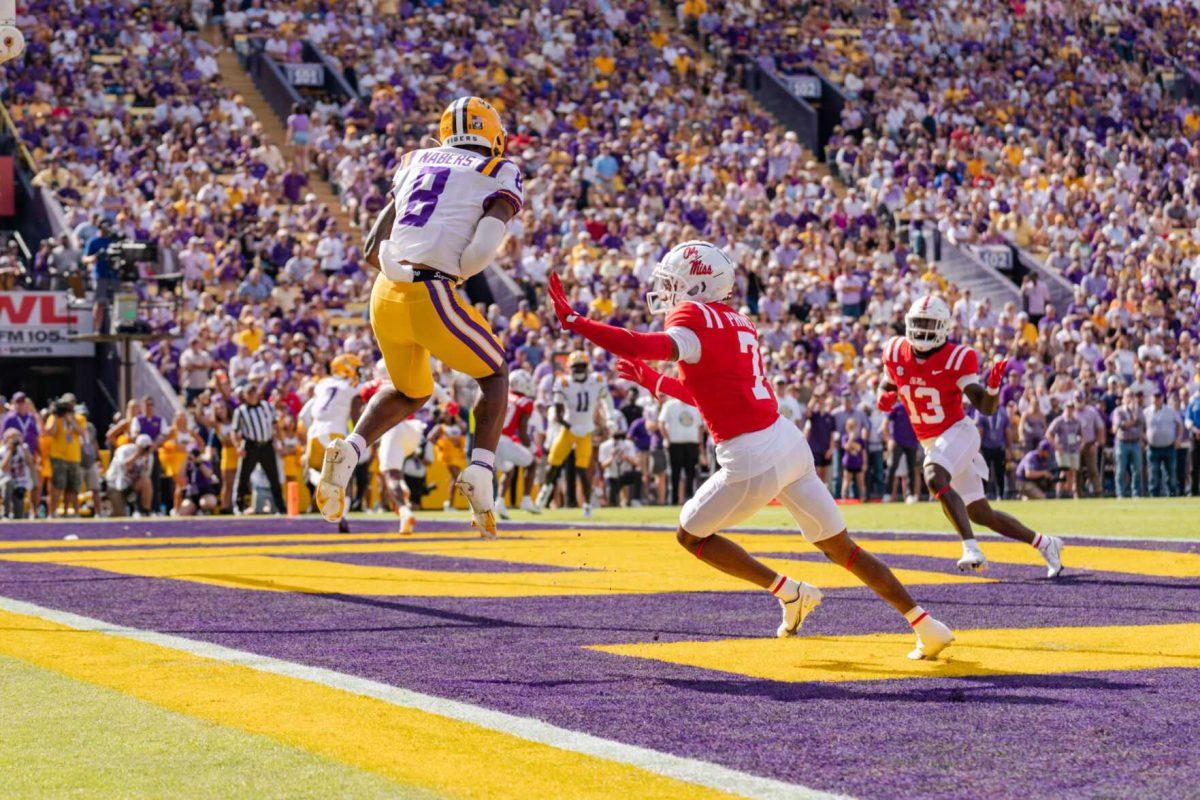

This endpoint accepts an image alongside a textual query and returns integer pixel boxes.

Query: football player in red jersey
[495,368,540,518]
[880,296,1064,576]
[547,242,954,659]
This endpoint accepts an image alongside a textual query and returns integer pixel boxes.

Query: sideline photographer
[0,428,34,518]
[106,434,155,517]
[45,393,87,517]
[1015,439,1062,500]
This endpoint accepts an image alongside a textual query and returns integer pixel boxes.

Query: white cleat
[398,505,415,535]
[534,484,553,511]
[519,496,541,514]
[776,583,823,638]
[315,439,359,523]
[495,496,510,521]
[457,462,497,538]
[956,539,988,572]
[908,618,955,660]
[1041,535,1065,578]
[582,502,592,519]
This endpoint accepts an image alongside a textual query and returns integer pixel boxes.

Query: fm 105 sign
[0,291,94,357]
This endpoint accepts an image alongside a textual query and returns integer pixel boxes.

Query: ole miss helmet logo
[689,261,713,275]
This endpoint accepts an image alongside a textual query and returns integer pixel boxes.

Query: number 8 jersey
[665,301,778,443]
[882,336,981,440]
[387,146,524,278]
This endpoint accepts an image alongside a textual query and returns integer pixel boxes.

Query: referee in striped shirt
[232,382,285,514]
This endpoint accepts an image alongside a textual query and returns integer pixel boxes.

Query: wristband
[986,386,1000,396]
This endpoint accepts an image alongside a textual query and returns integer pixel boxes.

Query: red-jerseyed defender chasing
[547,241,954,660]
[880,296,1065,576]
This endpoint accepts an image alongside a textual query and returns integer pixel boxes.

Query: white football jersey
[305,376,356,439]
[554,375,608,436]
[387,146,524,276]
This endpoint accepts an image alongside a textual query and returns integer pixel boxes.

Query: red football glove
[547,272,580,331]
[876,390,897,413]
[615,358,662,390]
[986,358,1010,391]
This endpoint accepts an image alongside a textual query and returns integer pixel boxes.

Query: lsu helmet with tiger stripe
[439,96,507,157]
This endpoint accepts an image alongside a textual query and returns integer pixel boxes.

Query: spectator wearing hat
[130,395,167,511]
[45,394,87,517]
[106,434,155,517]
[231,382,284,514]
[1016,440,1057,500]
[0,427,34,518]
[1046,398,1084,499]
[1112,389,1146,499]
[1144,391,1185,498]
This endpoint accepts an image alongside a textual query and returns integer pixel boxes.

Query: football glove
[876,390,898,413]
[985,358,1010,392]
[547,273,580,330]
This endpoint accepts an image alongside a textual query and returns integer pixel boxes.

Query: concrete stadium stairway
[936,242,1020,308]
[206,30,352,234]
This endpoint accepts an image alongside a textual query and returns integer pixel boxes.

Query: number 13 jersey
[387,146,524,277]
[882,336,980,440]
[665,301,778,443]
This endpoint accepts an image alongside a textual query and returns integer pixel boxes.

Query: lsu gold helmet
[567,350,589,381]
[330,353,363,383]
[439,96,507,156]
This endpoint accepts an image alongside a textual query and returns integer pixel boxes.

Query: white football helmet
[905,295,951,352]
[646,240,736,315]
[509,368,535,397]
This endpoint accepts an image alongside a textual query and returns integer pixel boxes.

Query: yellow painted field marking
[0,529,988,597]
[0,606,751,800]
[591,623,1200,683]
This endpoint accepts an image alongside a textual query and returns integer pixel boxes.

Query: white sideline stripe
[0,595,852,800]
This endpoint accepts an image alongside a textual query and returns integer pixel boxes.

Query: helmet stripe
[456,97,469,136]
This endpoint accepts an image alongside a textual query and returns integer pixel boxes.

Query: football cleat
[582,502,592,518]
[398,505,415,535]
[519,496,541,514]
[908,618,955,660]
[457,462,497,539]
[315,439,358,523]
[495,496,510,521]
[776,583,823,638]
[1040,535,1065,578]
[956,539,987,572]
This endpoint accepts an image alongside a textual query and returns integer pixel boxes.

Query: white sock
[345,432,367,462]
[1031,533,1046,550]
[904,605,931,629]
[963,539,983,553]
[769,574,799,602]
[470,448,495,469]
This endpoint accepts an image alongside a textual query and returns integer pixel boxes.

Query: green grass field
[0,655,422,800]
[407,497,1200,540]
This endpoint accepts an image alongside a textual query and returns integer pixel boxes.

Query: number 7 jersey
[882,336,981,440]
[387,146,524,278]
[665,301,778,443]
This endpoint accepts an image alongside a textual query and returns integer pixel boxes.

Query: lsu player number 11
[316,97,523,537]
[547,243,954,659]
[880,296,1064,576]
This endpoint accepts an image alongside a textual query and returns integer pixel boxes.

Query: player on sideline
[535,351,611,515]
[315,97,522,537]
[298,353,363,533]
[547,242,953,659]
[495,368,540,518]
[880,297,1064,576]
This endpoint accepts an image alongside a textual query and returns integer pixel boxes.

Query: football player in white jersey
[316,97,522,537]
[377,416,425,534]
[300,353,364,531]
[536,351,611,516]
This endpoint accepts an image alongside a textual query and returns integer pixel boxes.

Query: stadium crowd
[4,0,1200,518]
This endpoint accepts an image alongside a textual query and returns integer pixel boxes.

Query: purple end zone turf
[1,524,1198,799]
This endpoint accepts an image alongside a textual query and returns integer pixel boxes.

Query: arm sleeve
[567,316,677,361]
[955,347,982,390]
[666,327,701,363]
[458,216,507,278]
[653,374,698,406]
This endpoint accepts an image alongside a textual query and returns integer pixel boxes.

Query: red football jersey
[502,392,534,442]
[882,336,981,440]
[666,301,778,443]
